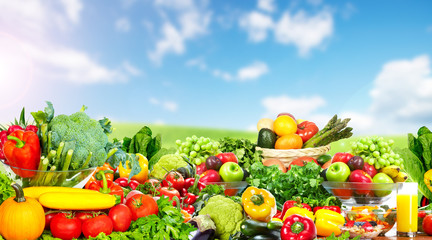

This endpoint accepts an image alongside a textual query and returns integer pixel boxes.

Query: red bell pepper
[3,130,41,177]
[281,214,317,240]
[114,177,140,190]
[313,206,341,214]
[87,170,124,202]
[281,197,312,219]
[296,121,319,143]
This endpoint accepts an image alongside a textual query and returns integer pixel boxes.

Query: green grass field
[110,122,409,155]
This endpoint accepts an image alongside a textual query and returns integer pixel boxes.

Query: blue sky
[0,0,432,135]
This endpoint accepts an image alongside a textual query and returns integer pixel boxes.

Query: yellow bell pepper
[315,209,345,237]
[119,153,149,183]
[241,186,277,222]
[283,206,315,221]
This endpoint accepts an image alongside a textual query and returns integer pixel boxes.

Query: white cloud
[274,9,333,56]
[115,17,131,32]
[237,61,269,81]
[149,97,178,112]
[261,95,326,119]
[142,19,154,32]
[59,0,83,23]
[370,55,432,123]
[186,58,207,70]
[122,61,142,76]
[239,11,274,42]
[213,69,233,81]
[149,0,211,64]
[258,0,276,13]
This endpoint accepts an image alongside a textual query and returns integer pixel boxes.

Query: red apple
[199,170,220,184]
[349,169,373,195]
[277,113,296,122]
[362,163,377,178]
[216,152,238,164]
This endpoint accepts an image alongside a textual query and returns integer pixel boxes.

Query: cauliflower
[198,195,244,240]
[49,111,109,169]
[150,154,188,179]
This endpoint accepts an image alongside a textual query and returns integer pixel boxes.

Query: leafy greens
[218,137,262,172]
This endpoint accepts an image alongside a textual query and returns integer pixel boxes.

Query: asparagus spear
[303,116,353,148]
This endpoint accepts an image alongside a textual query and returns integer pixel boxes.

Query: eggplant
[189,215,216,240]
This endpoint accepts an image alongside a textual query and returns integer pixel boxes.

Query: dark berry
[354,221,366,227]
[369,221,377,227]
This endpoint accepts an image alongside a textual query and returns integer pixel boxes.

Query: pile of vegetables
[218,137,262,173]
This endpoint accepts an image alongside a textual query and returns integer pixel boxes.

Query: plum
[205,156,223,171]
[347,156,364,171]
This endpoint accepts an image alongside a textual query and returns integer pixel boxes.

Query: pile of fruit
[256,113,353,150]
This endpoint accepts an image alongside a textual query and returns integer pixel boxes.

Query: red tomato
[109,204,132,232]
[82,215,113,238]
[423,214,432,235]
[162,171,185,191]
[75,211,98,222]
[50,213,82,240]
[332,152,354,164]
[216,152,238,164]
[126,193,159,221]
[159,187,181,202]
[44,212,58,230]
[296,121,319,143]
[288,156,318,170]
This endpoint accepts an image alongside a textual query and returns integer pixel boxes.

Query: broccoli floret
[149,154,188,179]
[198,195,244,240]
[48,111,108,170]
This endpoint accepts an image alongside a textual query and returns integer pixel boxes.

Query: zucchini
[39,192,117,210]
[250,232,281,240]
[240,219,279,237]
[24,186,102,200]
[266,221,283,231]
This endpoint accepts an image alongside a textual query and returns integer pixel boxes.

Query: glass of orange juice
[396,182,418,237]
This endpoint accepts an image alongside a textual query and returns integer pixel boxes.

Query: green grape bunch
[175,135,221,165]
[351,136,403,169]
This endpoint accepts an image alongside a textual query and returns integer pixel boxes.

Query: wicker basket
[256,145,331,167]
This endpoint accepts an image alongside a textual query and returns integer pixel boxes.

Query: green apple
[372,173,394,197]
[326,162,351,182]
[219,162,244,182]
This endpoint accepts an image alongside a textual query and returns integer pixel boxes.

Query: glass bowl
[1,160,96,188]
[418,209,432,233]
[322,181,398,205]
[344,206,397,236]
[206,181,249,196]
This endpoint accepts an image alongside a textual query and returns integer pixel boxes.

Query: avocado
[257,128,277,149]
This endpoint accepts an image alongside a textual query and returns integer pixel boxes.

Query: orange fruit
[273,116,297,136]
[275,134,303,149]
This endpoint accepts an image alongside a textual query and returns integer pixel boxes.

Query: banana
[392,172,408,182]
[380,165,401,178]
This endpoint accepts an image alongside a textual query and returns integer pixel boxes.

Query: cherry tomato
[109,204,132,232]
[50,212,82,240]
[44,212,58,230]
[423,214,432,235]
[126,193,159,221]
[159,187,181,202]
[82,215,113,238]
[162,171,185,191]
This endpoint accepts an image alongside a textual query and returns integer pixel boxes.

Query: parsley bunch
[247,162,340,208]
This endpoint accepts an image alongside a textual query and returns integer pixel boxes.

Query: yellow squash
[0,183,45,240]
[24,186,101,200]
[38,192,117,210]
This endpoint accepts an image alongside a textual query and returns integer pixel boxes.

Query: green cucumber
[240,219,281,237]
[266,221,283,230]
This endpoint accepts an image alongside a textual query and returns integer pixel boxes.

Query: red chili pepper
[88,170,124,202]
[184,178,195,189]
[281,214,316,240]
[114,177,129,188]
[184,193,197,205]
[182,204,195,215]
[312,206,341,214]
[3,130,41,178]
[281,197,312,219]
